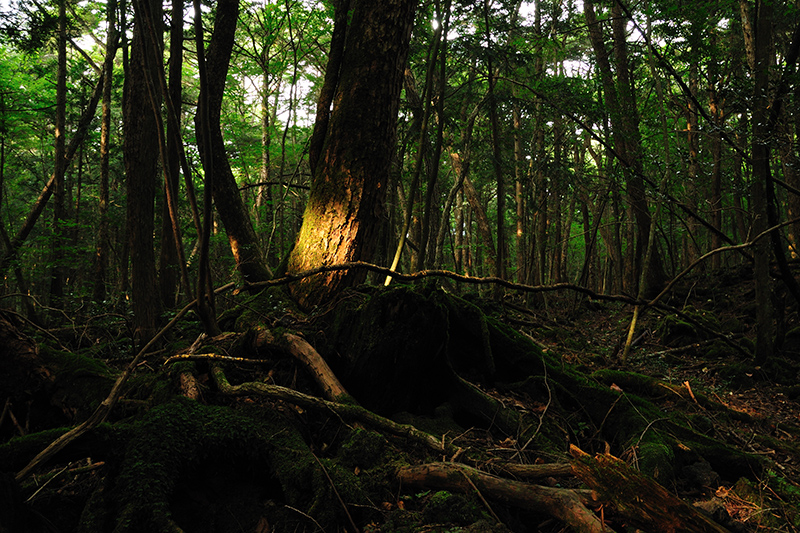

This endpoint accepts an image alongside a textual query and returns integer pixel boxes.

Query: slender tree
[125,0,163,343]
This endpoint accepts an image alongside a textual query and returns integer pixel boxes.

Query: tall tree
[125,0,164,343]
[584,0,666,294]
[751,0,774,364]
[288,0,418,308]
[92,0,117,304]
[48,0,67,309]
[195,0,272,285]
[157,0,183,307]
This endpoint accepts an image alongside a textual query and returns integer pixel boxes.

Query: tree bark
[570,447,732,533]
[125,0,164,343]
[288,0,418,308]
[752,0,774,364]
[92,0,117,304]
[157,0,184,308]
[49,0,68,310]
[584,0,665,294]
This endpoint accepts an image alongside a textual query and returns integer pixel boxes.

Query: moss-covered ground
[1,268,799,532]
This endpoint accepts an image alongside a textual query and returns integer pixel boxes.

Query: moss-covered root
[82,398,365,533]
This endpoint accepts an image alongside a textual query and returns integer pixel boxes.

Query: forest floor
[502,263,800,531]
[2,264,800,532]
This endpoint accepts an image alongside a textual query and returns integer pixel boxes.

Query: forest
[1,0,800,531]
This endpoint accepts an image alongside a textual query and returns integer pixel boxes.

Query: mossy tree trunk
[287,0,418,308]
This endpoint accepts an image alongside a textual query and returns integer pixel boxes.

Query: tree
[195,0,272,285]
[287,0,418,308]
[125,0,163,343]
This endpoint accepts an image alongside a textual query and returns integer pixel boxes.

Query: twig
[285,505,325,532]
[26,461,75,503]
[311,453,359,533]
[683,381,699,405]
[462,471,502,523]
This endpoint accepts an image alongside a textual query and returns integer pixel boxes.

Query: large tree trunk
[195,0,272,285]
[287,0,418,308]
[125,0,163,343]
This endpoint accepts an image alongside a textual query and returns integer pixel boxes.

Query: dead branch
[240,261,640,306]
[210,364,459,456]
[397,462,612,533]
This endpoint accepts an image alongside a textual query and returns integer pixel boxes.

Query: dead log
[396,462,613,533]
[570,445,732,533]
[495,462,574,480]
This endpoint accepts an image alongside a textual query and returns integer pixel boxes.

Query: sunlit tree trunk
[288,0,418,308]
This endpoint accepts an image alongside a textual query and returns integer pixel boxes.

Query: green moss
[38,347,115,421]
[0,427,71,471]
[638,441,675,483]
[338,428,387,470]
[422,491,486,525]
[656,308,721,347]
[104,398,356,532]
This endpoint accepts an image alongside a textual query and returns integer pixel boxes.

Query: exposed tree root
[251,326,351,402]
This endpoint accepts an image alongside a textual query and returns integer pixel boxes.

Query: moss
[34,347,115,422]
[422,490,486,525]
[638,441,676,483]
[103,398,355,532]
[657,308,721,347]
[338,428,387,470]
[0,427,71,471]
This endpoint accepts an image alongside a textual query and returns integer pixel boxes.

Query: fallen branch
[397,462,611,533]
[494,462,574,480]
[240,261,640,306]
[210,364,459,456]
